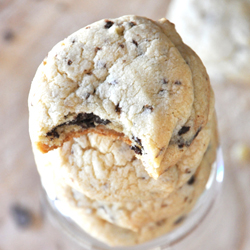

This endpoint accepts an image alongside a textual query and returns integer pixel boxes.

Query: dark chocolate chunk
[132,136,142,147]
[95,47,101,53]
[46,113,111,138]
[132,39,138,47]
[115,103,122,114]
[104,20,114,29]
[67,59,72,65]
[193,127,202,140]
[178,126,190,136]
[162,79,168,84]
[46,128,60,138]
[129,21,137,27]
[142,105,154,112]
[187,175,195,185]
[3,29,14,41]
[130,145,142,155]
[175,80,182,85]
[10,204,33,228]
[174,215,185,225]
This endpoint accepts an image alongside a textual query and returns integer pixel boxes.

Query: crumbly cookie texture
[34,113,213,202]
[29,15,212,178]
[38,119,217,246]
[167,0,250,83]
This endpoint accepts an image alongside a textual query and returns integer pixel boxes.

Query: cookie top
[28,15,205,178]
[167,0,250,83]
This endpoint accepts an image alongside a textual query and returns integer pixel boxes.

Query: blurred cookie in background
[167,0,250,84]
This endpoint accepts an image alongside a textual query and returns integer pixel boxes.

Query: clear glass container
[40,147,248,250]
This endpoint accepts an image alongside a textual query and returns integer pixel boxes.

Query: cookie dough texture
[29,15,213,179]
[37,121,217,246]
[167,0,250,83]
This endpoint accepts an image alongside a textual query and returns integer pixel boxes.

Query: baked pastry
[167,0,250,83]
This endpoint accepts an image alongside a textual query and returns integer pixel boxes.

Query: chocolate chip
[86,93,90,99]
[178,126,190,136]
[129,21,137,27]
[130,145,142,155]
[95,47,101,53]
[132,39,138,47]
[3,29,14,41]
[175,80,182,85]
[174,216,185,225]
[142,105,154,112]
[10,204,33,228]
[104,20,114,29]
[178,142,185,149]
[67,59,72,65]
[115,103,122,114]
[119,44,125,48]
[187,175,195,185]
[132,136,142,147]
[46,128,60,138]
[162,79,168,84]
[193,127,202,140]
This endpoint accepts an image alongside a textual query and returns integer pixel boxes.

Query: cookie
[28,15,213,178]
[40,122,217,246]
[34,113,214,202]
[167,0,250,84]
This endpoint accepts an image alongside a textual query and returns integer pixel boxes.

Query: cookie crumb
[132,39,138,47]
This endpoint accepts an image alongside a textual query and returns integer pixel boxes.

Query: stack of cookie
[29,16,217,246]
